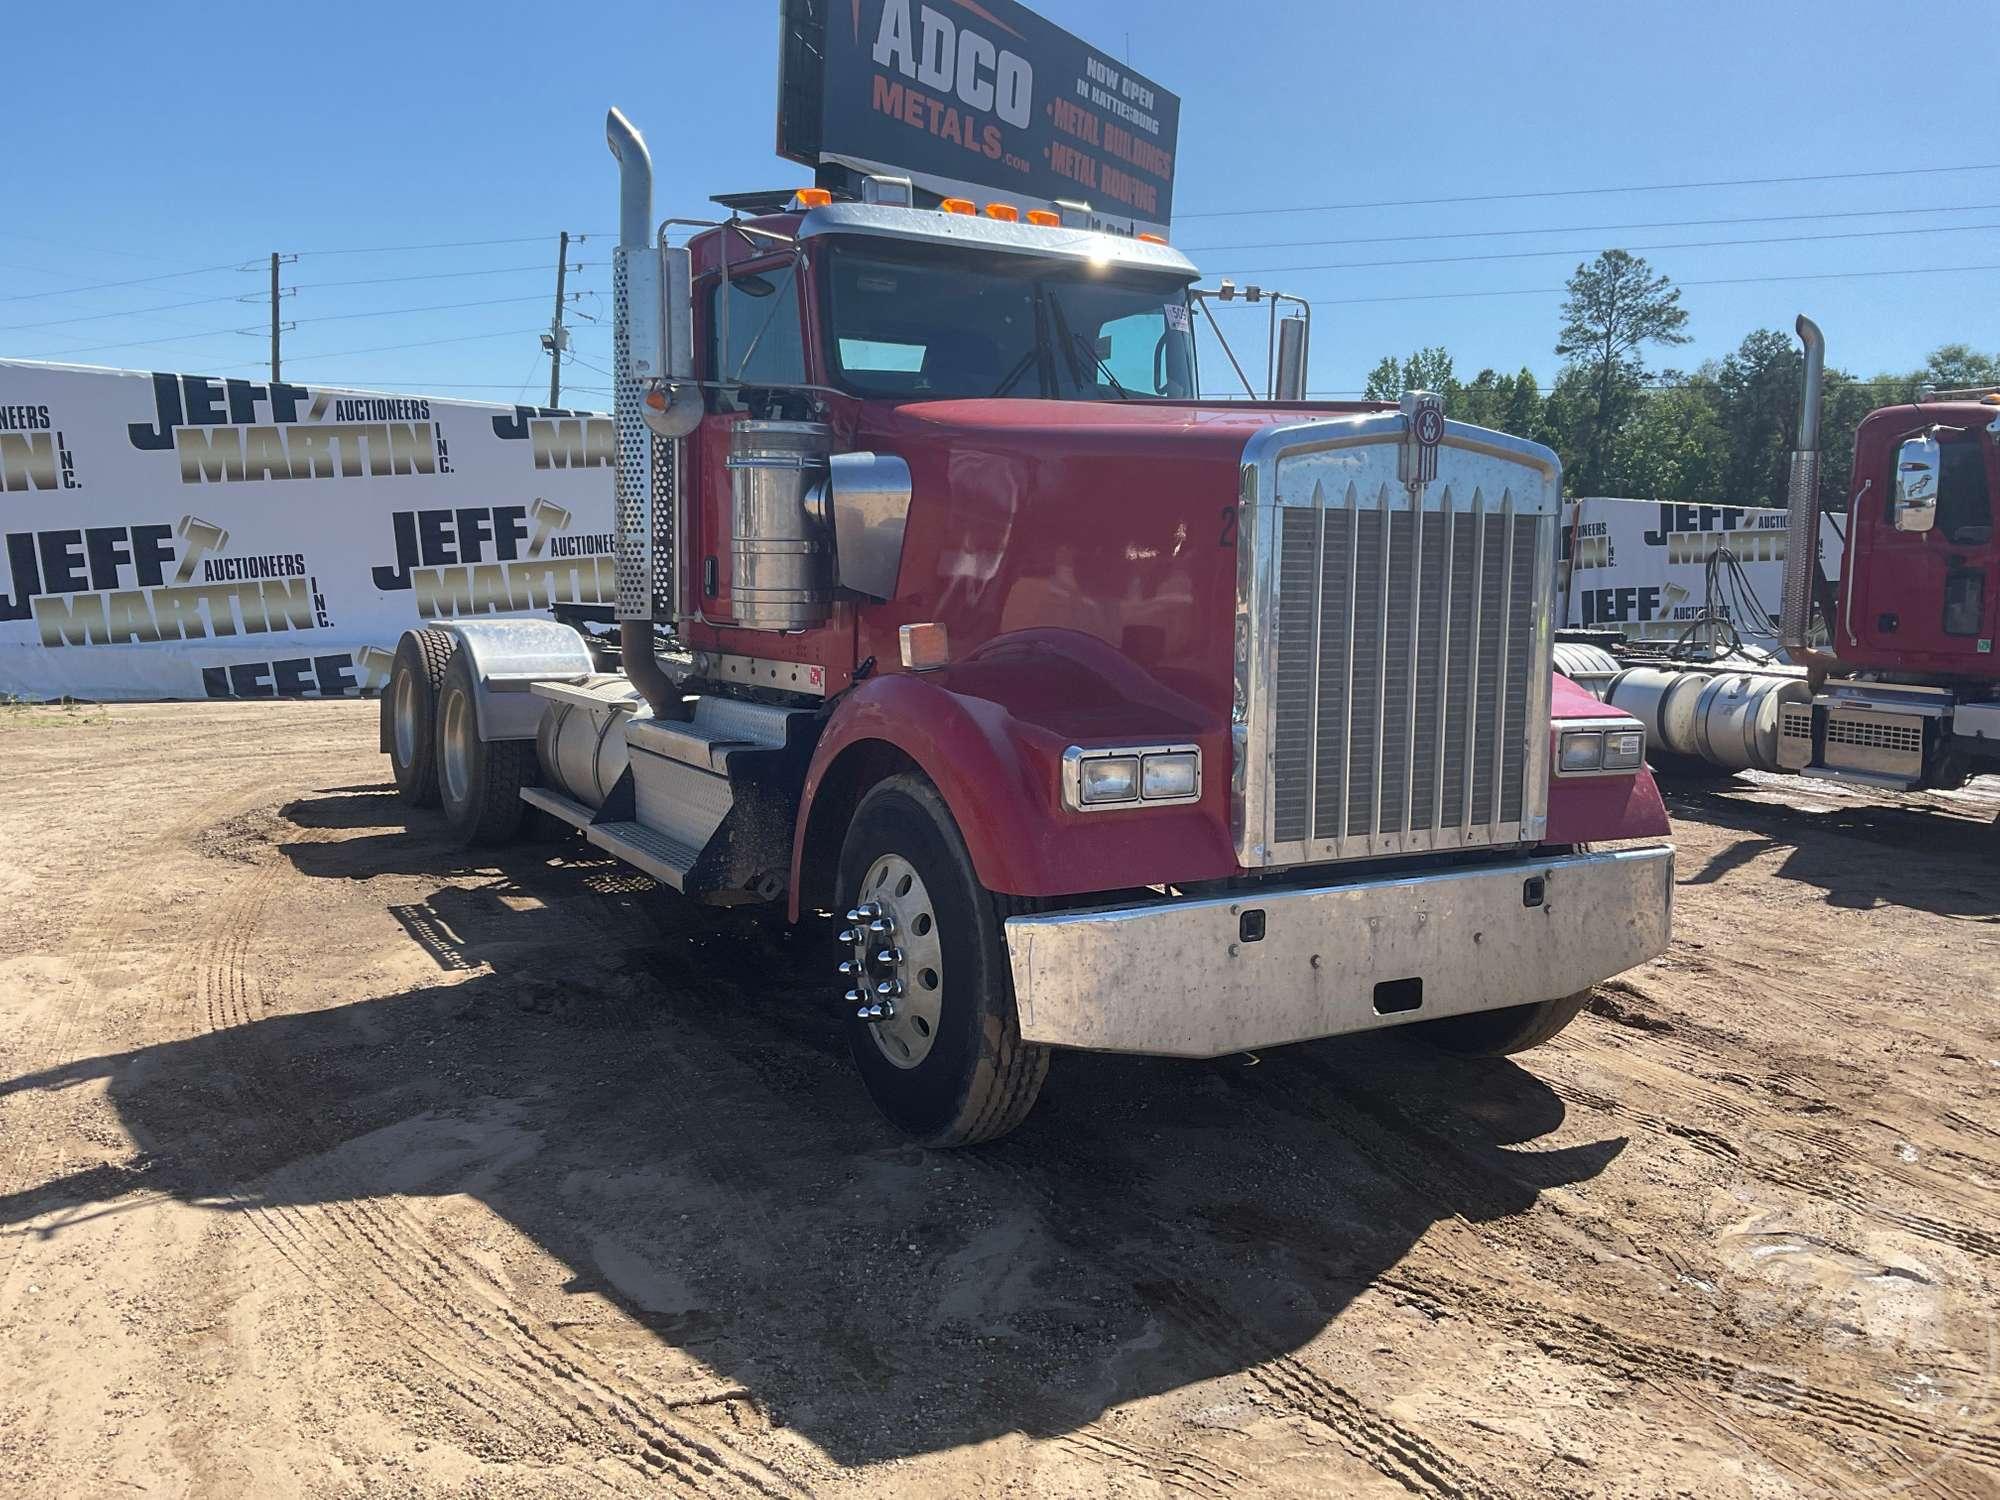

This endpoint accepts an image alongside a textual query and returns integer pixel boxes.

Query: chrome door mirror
[1893,432,1940,533]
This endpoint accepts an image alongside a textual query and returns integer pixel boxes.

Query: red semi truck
[381,109,1674,1146]
[1584,319,2000,793]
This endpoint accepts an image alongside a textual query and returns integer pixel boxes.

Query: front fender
[791,657,1238,911]
[1545,672,1672,842]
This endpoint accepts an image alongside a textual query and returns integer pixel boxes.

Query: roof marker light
[1137,232,1168,245]
[940,197,976,216]
[984,203,1020,222]
[1025,209,1060,227]
[792,187,833,210]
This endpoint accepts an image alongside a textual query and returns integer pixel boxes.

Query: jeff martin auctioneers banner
[0,360,616,702]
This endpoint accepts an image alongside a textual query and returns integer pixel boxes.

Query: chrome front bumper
[1003,846,1673,1057]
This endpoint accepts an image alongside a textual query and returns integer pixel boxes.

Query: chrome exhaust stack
[606,107,696,717]
[1778,314,1825,657]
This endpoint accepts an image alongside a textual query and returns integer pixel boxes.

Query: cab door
[1850,426,1999,668]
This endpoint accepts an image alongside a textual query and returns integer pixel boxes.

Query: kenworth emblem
[1400,390,1445,488]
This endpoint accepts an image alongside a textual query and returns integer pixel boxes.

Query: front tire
[387,628,454,807]
[435,648,531,847]
[1417,990,1591,1056]
[835,775,1050,1147]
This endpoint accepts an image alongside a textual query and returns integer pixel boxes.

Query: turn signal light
[899,623,951,671]
[792,187,833,210]
[940,197,976,216]
[984,203,1020,222]
[1025,209,1060,227]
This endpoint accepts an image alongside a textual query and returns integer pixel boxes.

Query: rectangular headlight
[1603,728,1646,770]
[1141,751,1199,800]
[1078,755,1139,804]
[1558,730,1604,773]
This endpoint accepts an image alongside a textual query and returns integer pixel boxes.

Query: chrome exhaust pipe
[605,107,680,717]
[1778,315,1824,657]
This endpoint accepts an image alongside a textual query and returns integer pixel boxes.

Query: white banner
[0,360,616,701]
[1559,496,1844,650]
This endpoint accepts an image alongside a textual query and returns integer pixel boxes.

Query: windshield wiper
[1047,293,1129,400]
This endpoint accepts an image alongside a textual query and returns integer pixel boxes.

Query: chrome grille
[1236,415,1558,868]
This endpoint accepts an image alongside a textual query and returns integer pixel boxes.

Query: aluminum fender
[433,617,592,742]
[792,669,1238,911]
[1546,672,1671,841]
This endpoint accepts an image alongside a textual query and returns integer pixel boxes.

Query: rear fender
[429,618,591,741]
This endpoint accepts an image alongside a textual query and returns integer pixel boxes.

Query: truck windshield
[824,243,1196,401]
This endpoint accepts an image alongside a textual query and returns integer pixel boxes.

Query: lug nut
[846,903,881,922]
[875,979,904,998]
[874,948,903,967]
[845,989,863,1004]
[868,917,895,935]
[838,928,859,944]
[838,960,857,976]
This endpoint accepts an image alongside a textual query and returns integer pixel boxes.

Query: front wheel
[1416,990,1591,1056]
[835,775,1050,1147]
[435,648,532,847]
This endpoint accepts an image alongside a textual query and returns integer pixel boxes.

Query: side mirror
[1893,432,1940,533]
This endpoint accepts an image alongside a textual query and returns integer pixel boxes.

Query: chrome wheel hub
[840,853,943,1069]
[440,686,475,806]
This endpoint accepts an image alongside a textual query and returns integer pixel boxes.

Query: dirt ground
[0,699,1995,1499]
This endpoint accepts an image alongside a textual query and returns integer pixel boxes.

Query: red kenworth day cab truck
[380,109,1674,1146]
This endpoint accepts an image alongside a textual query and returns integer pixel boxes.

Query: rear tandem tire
[1416,989,1592,1056]
[387,628,454,808]
[435,648,532,847]
[836,775,1050,1148]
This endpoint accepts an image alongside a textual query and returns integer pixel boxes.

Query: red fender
[1545,673,1672,842]
[789,635,1239,916]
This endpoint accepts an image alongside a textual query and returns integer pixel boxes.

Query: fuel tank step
[585,819,704,891]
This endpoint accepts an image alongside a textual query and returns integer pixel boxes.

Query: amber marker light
[940,198,976,216]
[983,203,1021,222]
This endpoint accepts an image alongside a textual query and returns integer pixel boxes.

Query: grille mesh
[1272,490,1541,850]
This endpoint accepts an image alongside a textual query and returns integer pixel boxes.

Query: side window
[1936,438,1994,544]
[707,263,806,412]
[1098,311,1168,395]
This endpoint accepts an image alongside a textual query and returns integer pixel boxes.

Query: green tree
[1363,354,1402,401]
[1714,329,1802,507]
[1554,250,1691,493]
[1608,381,1729,500]
[1362,346,1456,403]
[1922,343,2000,392]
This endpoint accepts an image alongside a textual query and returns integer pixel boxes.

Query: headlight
[1078,755,1139,805]
[1603,729,1646,771]
[1141,751,1199,800]
[1556,722,1646,776]
[1558,730,1604,773]
[1065,745,1202,810]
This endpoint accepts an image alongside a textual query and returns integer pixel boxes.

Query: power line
[16,324,260,360]
[1181,200,2000,255]
[282,328,545,363]
[0,289,269,333]
[294,262,601,293]
[1176,161,2000,220]
[1307,261,2000,309]
[1217,219,2000,280]
[292,233,606,257]
[0,259,252,305]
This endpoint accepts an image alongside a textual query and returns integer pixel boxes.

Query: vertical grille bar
[1432,505,1455,833]
[1460,487,1487,831]
[1304,482,1327,848]
[1371,489,1392,836]
[1402,489,1424,839]
[1489,492,1517,842]
[1340,481,1359,846]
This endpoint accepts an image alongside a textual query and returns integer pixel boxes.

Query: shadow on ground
[1667,781,2000,919]
[1,786,1626,1466]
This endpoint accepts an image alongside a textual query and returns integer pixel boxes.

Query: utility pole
[270,252,283,382]
[547,230,570,407]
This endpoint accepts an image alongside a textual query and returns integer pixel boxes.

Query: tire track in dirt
[1055,1427,1251,1498]
[183,812,803,1496]
[1378,1265,2000,1487]
[1544,1038,2000,1261]
[0,780,282,1306]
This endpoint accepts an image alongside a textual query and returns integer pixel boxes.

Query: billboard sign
[0,359,616,702]
[778,0,1181,238]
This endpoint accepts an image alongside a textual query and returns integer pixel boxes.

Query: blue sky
[7,0,1995,406]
